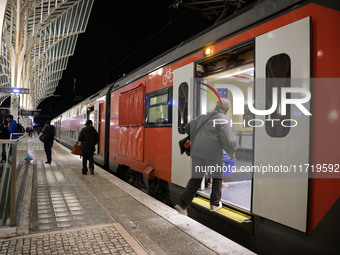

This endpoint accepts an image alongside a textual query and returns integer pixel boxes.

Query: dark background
[31,0,255,126]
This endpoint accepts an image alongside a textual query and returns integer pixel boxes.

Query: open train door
[88,103,100,154]
[252,17,311,232]
[171,63,195,187]
[93,102,100,154]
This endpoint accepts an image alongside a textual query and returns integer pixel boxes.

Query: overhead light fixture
[0,87,30,94]
[219,67,255,79]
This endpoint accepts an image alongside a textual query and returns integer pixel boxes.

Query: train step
[191,196,253,234]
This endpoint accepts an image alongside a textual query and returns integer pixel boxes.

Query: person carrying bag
[41,120,55,164]
[175,99,237,215]
[78,120,98,175]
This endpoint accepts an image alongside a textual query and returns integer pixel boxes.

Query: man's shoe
[45,161,51,164]
[210,201,223,212]
[90,169,94,175]
[174,205,188,216]
[82,172,87,175]
[222,182,229,188]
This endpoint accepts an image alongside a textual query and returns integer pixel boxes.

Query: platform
[0,136,255,254]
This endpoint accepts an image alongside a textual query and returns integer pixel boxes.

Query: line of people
[0,116,56,165]
[0,116,99,180]
[40,119,99,176]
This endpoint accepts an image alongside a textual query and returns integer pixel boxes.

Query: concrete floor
[0,135,255,255]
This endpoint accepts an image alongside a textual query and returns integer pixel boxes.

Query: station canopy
[0,0,94,110]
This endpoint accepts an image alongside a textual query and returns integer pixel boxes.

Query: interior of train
[197,45,254,211]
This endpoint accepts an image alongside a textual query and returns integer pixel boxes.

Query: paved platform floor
[0,223,143,255]
[0,136,255,255]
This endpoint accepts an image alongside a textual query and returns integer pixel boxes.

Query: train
[52,0,340,254]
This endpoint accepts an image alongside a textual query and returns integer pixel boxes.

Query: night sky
[36,0,255,125]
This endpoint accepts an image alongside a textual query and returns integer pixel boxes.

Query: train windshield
[196,45,254,211]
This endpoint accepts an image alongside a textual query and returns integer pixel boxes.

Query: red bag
[71,142,82,156]
[179,135,191,156]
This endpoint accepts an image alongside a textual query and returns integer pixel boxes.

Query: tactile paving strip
[30,160,111,232]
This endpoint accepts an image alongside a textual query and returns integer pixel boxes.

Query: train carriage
[53,86,108,165]
[52,0,340,254]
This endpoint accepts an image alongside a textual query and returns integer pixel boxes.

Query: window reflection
[178,82,188,134]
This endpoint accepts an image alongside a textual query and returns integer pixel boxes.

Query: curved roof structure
[0,0,94,110]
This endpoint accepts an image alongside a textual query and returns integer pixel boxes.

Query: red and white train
[52,1,340,254]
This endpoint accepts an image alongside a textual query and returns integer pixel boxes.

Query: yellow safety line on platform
[192,197,251,223]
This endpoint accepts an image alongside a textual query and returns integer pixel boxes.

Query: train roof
[53,0,307,122]
[108,0,303,92]
[52,85,109,122]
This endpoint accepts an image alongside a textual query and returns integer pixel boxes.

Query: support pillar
[10,94,19,122]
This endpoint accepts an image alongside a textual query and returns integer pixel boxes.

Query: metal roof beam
[0,0,94,110]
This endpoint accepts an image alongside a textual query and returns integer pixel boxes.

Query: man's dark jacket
[42,125,55,143]
[185,105,237,161]
[78,126,99,153]
[0,126,10,139]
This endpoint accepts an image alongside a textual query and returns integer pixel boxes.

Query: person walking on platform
[78,120,98,175]
[42,120,56,164]
[6,115,18,139]
[0,123,10,163]
[175,98,237,215]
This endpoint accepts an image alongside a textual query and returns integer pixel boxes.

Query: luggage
[71,142,82,156]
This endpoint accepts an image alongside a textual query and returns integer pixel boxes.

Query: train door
[93,103,100,153]
[171,63,195,187]
[87,103,100,153]
[98,102,105,157]
[252,17,311,232]
[197,45,255,211]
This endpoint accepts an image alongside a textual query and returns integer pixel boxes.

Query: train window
[265,53,291,137]
[149,104,168,123]
[178,82,188,134]
[150,94,167,105]
[145,87,173,127]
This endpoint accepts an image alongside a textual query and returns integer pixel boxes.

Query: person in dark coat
[42,120,56,164]
[78,120,99,175]
[175,98,237,215]
[0,123,10,162]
